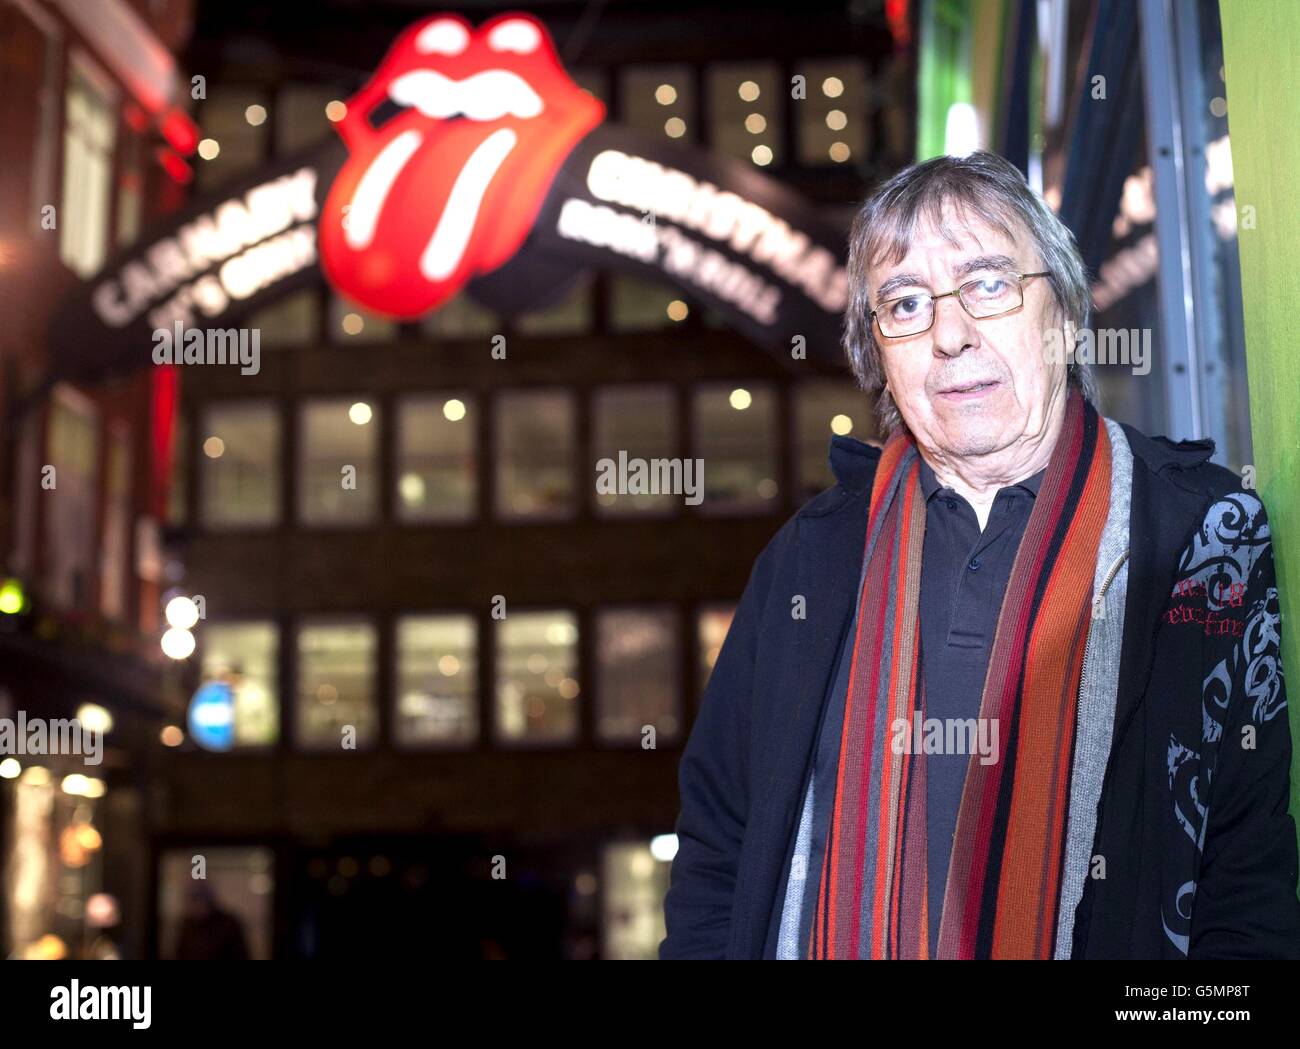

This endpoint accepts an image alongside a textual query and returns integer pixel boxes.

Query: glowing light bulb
[161,628,195,660]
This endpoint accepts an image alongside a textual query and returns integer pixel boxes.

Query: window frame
[198,398,283,532]
[392,609,481,750]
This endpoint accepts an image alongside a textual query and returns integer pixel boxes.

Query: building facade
[154,0,909,959]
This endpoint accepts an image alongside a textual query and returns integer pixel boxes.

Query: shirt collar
[917,454,1046,503]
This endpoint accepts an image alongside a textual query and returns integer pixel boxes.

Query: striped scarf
[808,388,1112,958]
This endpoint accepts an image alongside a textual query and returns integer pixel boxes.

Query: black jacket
[661,425,1300,959]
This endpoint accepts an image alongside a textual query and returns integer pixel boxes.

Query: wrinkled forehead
[865,195,1030,276]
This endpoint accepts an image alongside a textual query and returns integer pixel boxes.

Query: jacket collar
[1116,424,1216,476]
[827,434,883,496]
[827,424,1216,497]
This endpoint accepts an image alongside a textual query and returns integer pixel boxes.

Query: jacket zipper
[1079,548,1129,714]
[1070,547,1129,956]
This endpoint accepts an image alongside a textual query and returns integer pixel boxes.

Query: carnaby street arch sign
[51,12,851,380]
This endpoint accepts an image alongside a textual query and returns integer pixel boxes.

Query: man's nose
[930,293,979,358]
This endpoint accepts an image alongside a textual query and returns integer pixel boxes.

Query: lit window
[274,85,340,154]
[621,66,694,142]
[11,409,42,577]
[515,274,594,335]
[116,135,143,248]
[14,10,61,240]
[250,289,320,347]
[99,425,131,620]
[195,87,266,190]
[496,611,579,744]
[708,63,783,166]
[167,412,188,527]
[692,384,780,513]
[572,68,608,104]
[200,401,281,528]
[592,386,678,516]
[396,395,476,522]
[201,622,280,747]
[299,399,380,525]
[395,615,477,746]
[611,276,684,331]
[797,59,868,166]
[275,85,344,155]
[59,52,117,277]
[330,295,396,343]
[495,390,575,520]
[794,381,874,499]
[296,620,377,749]
[159,847,273,959]
[44,386,99,608]
[601,841,671,960]
[697,603,736,695]
[596,608,680,744]
[420,292,498,339]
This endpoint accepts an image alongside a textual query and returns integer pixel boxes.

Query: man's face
[867,202,1068,460]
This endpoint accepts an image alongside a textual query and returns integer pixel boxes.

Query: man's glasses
[870,270,1050,339]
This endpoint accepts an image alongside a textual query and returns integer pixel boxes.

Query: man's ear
[1061,318,1078,364]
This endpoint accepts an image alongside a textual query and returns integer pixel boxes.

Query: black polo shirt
[916,455,1045,956]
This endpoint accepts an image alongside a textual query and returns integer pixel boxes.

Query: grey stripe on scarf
[776,417,1133,959]
[1051,416,1132,957]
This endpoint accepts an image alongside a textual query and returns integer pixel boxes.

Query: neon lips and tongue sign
[319,14,605,317]
[50,12,851,379]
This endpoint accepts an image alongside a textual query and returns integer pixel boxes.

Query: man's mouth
[318,14,606,317]
[937,379,1001,400]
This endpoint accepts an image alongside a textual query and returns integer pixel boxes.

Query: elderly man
[660,150,1300,959]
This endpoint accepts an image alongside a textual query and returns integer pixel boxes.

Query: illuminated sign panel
[91,167,320,332]
[187,681,235,752]
[319,13,606,316]
[50,11,850,378]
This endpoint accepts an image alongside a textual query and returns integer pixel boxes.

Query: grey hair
[842,150,1098,436]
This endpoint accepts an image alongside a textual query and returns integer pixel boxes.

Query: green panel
[1219,0,1300,887]
[917,0,974,160]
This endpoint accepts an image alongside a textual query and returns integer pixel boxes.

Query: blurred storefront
[0,0,199,959]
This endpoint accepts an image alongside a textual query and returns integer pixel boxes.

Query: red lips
[319,13,606,317]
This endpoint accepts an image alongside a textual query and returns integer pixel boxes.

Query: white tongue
[419,126,518,281]
[344,128,424,251]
